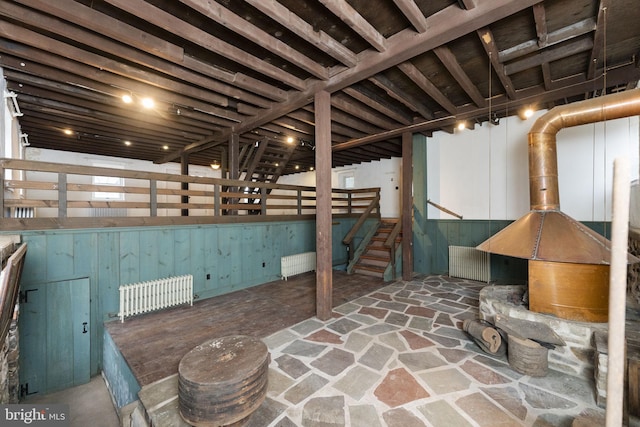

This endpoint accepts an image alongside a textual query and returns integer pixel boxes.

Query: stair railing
[342,193,380,262]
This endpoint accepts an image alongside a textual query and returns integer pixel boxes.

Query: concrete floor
[25,375,120,427]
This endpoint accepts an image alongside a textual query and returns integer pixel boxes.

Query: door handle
[82,322,88,334]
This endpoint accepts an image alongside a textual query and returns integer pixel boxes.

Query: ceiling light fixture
[457,121,466,131]
[141,97,155,109]
[286,137,294,144]
[124,140,132,146]
[163,145,169,150]
[63,129,73,135]
[523,108,535,119]
[210,162,220,170]
[122,94,133,104]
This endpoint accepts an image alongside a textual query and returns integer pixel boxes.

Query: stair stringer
[346,220,380,274]
[383,244,402,281]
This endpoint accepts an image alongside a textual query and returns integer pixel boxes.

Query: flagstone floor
[253,275,608,427]
[141,275,613,427]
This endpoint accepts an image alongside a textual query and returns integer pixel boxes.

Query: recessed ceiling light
[523,108,535,119]
[163,145,169,150]
[63,129,73,135]
[457,122,466,131]
[309,167,314,171]
[286,137,294,144]
[124,140,132,146]
[141,97,155,109]
[122,94,133,104]
[295,165,300,170]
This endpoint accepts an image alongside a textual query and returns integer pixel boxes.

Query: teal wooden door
[19,278,91,396]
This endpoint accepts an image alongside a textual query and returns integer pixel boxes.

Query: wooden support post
[401,132,413,280]
[58,173,67,218]
[229,134,239,215]
[149,180,157,216]
[606,158,631,427]
[315,90,332,320]
[181,153,189,216]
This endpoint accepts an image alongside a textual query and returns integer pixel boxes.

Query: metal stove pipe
[478,88,640,265]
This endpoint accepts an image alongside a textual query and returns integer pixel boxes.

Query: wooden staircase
[240,137,298,208]
[353,219,401,279]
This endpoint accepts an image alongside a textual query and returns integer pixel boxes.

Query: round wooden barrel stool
[178,335,270,427]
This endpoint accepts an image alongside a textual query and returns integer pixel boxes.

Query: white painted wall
[426,113,639,221]
[277,157,402,218]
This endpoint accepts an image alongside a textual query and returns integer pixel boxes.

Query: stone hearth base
[478,285,608,378]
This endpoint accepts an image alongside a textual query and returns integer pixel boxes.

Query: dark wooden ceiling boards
[1,0,639,176]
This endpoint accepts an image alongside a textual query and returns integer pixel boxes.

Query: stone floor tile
[519,383,578,410]
[400,330,435,350]
[431,291,463,301]
[460,296,480,307]
[275,354,311,379]
[379,332,408,352]
[460,360,511,385]
[456,392,523,426]
[423,331,461,348]
[292,318,326,335]
[428,302,466,314]
[481,386,528,420]
[360,323,399,335]
[382,408,427,426]
[432,325,468,340]
[333,366,381,401]
[369,292,393,301]
[376,301,409,312]
[418,399,474,427]
[284,373,329,404]
[411,294,441,304]
[352,296,379,307]
[358,306,389,319]
[246,397,288,427]
[358,343,394,370]
[333,302,360,315]
[305,329,344,345]
[435,312,454,326]
[268,368,296,396]
[282,340,327,358]
[419,367,471,394]
[374,368,429,407]
[265,329,300,349]
[472,354,522,380]
[527,369,596,405]
[398,351,447,372]
[343,332,372,352]
[347,405,382,427]
[438,348,473,363]
[393,296,426,306]
[407,316,433,331]
[310,348,355,376]
[347,313,379,325]
[273,416,298,427]
[385,311,409,327]
[301,395,345,427]
[327,318,362,334]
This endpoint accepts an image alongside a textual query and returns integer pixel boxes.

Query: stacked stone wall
[0,318,19,404]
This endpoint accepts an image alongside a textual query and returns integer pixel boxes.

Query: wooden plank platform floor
[105,271,387,386]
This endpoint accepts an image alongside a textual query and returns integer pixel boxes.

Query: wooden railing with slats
[0,158,380,230]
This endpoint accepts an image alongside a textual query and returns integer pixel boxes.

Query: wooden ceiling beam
[397,62,457,114]
[476,28,517,99]
[392,0,428,33]
[343,87,412,125]
[103,0,307,91]
[179,0,329,80]
[587,0,609,80]
[499,18,596,63]
[434,45,485,107]
[369,75,434,120]
[533,3,548,48]
[333,93,406,129]
[505,37,593,75]
[244,0,357,68]
[318,0,387,52]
